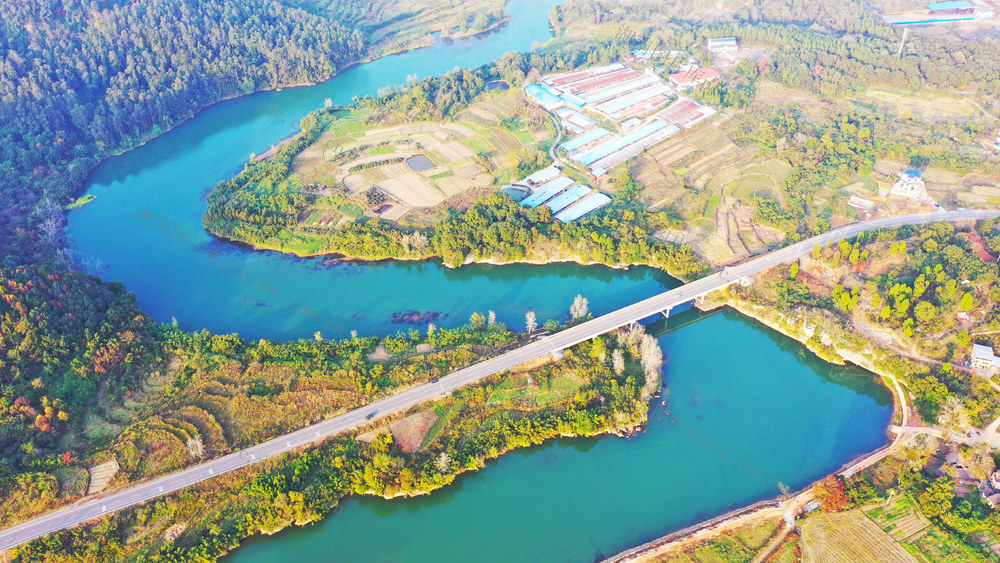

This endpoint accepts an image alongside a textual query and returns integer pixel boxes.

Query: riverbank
[603,287,914,562]
[207,225,696,281]
[612,219,1000,562]
[8,323,665,561]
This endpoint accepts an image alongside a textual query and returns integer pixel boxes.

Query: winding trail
[1,209,998,553]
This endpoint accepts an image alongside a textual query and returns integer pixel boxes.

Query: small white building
[847,195,875,211]
[707,37,738,53]
[889,170,936,205]
[972,344,1000,370]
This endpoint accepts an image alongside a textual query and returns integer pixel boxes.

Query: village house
[668,67,722,90]
[972,344,1000,370]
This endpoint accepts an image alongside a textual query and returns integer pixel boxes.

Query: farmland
[290,89,550,227]
[800,511,917,563]
[647,515,790,562]
[633,112,790,265]
[317,0,508,57]
[622,68,1000,267]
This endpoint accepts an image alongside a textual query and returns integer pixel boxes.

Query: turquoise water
[228,310,892,562]
[64,1,894,559]
[67,0,674,341]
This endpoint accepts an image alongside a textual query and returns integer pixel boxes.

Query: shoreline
[67,17,509,202]
[605,291,914,561]
[203,228,695,282]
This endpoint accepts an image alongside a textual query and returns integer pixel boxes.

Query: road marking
[101,506,107,513]
[286,441,292,448]
[208,468,214,475]
[158,486,163,493]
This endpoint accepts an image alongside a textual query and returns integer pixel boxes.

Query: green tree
[913,301,938,324]
[917,477,955,519]
[960,292,975,312]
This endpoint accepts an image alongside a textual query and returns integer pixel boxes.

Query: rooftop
[926,1,974,9]
[669,67,722,85]
[974,344,997,361]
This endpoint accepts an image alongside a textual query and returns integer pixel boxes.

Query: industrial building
[564,119,681,176]
[669,67,722,90]
[883,0,993,25]
[528,64,677,126]
[511,169,611,222]
[554,107,599,135]
[658,99,717,129]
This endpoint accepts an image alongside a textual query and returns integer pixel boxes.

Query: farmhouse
[981,470,1000,507]
[971,344,1000,370]
[669,67,722,90]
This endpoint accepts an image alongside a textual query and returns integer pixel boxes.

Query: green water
[229,310,891,561]
[62,0,894,559]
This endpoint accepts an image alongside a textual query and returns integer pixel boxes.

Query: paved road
[1,209,997,552]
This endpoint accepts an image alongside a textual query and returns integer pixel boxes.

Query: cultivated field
[865,496,930,543]
[290,90,550,225]
[648,515,785,562]
[857,88,981,120]
[801,511,917,563]
[315,0,508,55]
[633,114,790,265]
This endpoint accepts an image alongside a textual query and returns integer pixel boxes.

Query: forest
[0,0,366,266]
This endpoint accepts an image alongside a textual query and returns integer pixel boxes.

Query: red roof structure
[669,67,722,86]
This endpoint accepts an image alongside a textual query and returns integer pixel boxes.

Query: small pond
[405,154,435,172]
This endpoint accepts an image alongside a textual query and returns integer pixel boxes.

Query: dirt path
[547,112,563,166]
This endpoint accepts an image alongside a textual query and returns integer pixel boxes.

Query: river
[228,310,891,562]
[66,0,679,342]
[66,1,893,560]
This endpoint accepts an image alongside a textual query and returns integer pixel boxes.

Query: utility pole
[897,27,909,57]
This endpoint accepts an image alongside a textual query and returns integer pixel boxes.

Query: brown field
[389,409,439,453]
[801,511,916,563]
[289,90,548,222]
[633,114,791,266]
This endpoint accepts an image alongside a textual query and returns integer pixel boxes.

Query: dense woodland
[0,0,366,266]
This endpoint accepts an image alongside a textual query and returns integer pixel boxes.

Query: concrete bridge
[1,209,998,552]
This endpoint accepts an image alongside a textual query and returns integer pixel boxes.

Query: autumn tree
[813,475,849,512]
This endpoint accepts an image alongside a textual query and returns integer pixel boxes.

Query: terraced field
[290,90,550,223]
[634,115,788,266]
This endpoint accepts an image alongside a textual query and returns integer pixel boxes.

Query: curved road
[1,209,997,552]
